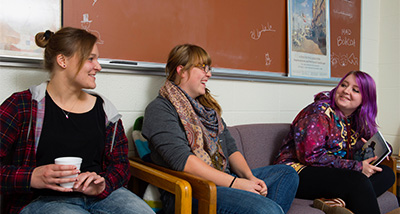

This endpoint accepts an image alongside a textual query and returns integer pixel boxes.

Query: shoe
[313,198,354,214]
[386,207,400,214]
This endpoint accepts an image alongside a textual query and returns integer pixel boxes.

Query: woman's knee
[90,187,153,213]
[275,164,299,185]
[347,170,369,185]
[377,165,395,184]
[21,198,85,214]
[343,170,374,194]
[262,164,299,179]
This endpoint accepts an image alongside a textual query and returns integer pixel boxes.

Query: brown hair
[35,27,97,73]
[166,44,222,115]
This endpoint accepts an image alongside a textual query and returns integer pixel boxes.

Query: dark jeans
[297,165,395,214]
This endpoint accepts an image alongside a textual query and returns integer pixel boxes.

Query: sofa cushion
[288,198,324,214]
[228,123,291,169]
[378,191,399,214]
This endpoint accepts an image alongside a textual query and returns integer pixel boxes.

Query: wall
[1,0,399,156]
[377,0,400,154]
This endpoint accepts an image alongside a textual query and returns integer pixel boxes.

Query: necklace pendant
[61,109,70,119]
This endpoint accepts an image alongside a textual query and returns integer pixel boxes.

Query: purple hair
[328,71,378,138]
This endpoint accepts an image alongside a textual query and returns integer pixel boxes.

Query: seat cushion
[378,191,399,214]
[288,198,324,214]
[228,123,290,169]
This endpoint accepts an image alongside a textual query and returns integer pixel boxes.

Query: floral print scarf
[160,81,227,171]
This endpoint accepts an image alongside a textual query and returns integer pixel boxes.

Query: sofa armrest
[129,159,192,213]
[380,156,397,195]
[131,157,217,214]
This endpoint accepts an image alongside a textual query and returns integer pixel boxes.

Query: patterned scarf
[160,81,227,171]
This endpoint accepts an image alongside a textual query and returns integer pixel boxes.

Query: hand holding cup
[54,157,82,188]
[30,157,81,191]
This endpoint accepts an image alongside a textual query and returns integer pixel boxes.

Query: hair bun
[43,30,54,40]
[35,30,54,48]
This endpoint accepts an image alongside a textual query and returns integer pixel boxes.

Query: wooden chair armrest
[381,156,397,195]
[132,157,217,214]
[129,159,192,214]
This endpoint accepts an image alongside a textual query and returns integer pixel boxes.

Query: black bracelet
[229,176,237,188]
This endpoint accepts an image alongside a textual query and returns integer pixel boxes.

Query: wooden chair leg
[129,160,192,214]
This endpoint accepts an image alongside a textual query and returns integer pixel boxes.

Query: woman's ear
[176,65,184,76]
[56,54,67,69]
[174,65,186,85]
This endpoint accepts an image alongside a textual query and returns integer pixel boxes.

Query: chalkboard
[62,0,360,78]
[63,0,286,73]
[330,0,361,78]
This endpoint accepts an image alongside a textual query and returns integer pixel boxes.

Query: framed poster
[0,0,61,58]
[288,0,331,79]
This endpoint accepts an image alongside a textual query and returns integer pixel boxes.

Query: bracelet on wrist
[229,176,237,188]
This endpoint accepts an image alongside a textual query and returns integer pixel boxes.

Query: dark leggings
[297,165,395,214]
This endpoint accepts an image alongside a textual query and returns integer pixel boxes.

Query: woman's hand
[73,171,105,196]
[232,176,268,196]
[361,137,390,161]
[31,164,79,192]
[362,156,382,177]
[248,175,268,196]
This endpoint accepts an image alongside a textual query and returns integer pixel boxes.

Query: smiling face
[334,73,363,117]
[177,64,212,99]
[66,44,101,89]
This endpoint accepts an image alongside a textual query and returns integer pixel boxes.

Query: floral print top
[274,92,364,172]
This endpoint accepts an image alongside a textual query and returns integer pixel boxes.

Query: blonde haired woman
[142,44,299,214]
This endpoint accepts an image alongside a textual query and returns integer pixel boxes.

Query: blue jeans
[216,164,298,214]
[20,187,155,214]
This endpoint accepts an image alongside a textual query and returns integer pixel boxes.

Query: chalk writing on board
[343,0,355,5]
[250,23,276,40]
[265,53,272,66]
[337,28,356,47]
[331,52,358,67]
[341,29,352,35]
[333,10,353,19]
[81,14,104,44]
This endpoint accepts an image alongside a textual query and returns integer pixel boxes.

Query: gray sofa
[227,123,399,214]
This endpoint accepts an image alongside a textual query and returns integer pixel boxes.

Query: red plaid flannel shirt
[0,88,130,213]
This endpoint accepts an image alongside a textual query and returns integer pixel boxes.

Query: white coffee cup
[54,157,82,188]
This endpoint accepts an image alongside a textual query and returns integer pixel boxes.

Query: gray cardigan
[142,95,238,173]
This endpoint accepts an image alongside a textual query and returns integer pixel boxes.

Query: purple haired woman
[274,71,395,214]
